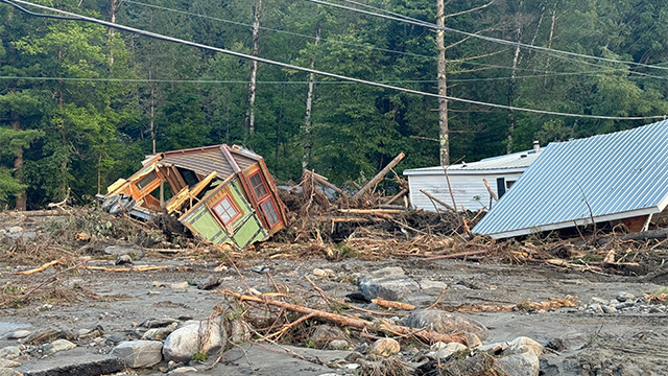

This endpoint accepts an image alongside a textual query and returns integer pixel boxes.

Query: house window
[506,180,516,189]
[213,196,241,225]
[136,171,157,191]
[249,172,269,199]
[261,199,280,227]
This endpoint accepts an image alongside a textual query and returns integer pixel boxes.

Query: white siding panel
[408,172,523,212]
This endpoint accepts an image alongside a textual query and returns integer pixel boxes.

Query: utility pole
[436,0,449,166]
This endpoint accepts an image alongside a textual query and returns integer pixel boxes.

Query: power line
[0,70,631,85]
[302,0,668,73]
[124,0,631,78]
[0,0,665,121]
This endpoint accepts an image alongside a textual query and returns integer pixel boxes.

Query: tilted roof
[157,144,259,178]
[403,149,543,176]
[473,121,668,238]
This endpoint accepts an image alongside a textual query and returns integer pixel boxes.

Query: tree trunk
[506,0,523,155]
[302,25,321,171]
[275,73,288,162]
[543,7,557,83]
[244,0,262,138]
[150,80,156,154]
[10,109,26,211]
[436,0,449,166]
[109,0,117,65]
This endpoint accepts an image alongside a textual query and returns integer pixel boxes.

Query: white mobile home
[404,144,543,212]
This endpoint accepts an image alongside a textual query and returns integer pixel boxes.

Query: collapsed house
[403,142,543,211]
[473,121,668,239]
[100,144,289,248]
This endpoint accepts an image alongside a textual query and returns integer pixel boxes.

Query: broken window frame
[212,196,242,225]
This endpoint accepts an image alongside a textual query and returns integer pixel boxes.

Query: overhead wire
[301,0,668,73]
[0,0,665,121]
[123,0,634,78]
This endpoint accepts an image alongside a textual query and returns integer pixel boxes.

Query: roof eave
[404,167,528,176]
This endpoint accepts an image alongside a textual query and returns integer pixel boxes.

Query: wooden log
[384,188,408,205]
[371,298,416,311]
[482,178,498,201]
[338,209,403,214]
[422,249,489,261]
[419,190,456,213]
[310,171,345,196]
[352,153,405,201]
[598,228,668,246]
[13,260,61,275]
[330,217,371,223]
[6,210,74,217]
[217,289,465,345]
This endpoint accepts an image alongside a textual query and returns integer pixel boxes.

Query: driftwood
[82,265,172,272]
[13,260,61,275]
[599,228,668,246]
[338,209,404,215]
[309,171,345,196]
[353,153,405,201]
[482,178,498,201]
[218,289,465,345]
[372,298,416,311]
[385,189,408,205]
[5,209,74,217]
[419,190,456,213]
[422,249,489,261]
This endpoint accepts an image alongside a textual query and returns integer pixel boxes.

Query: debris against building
[473,121,668,239]
[403,142,543,212]
[100,144,289,248]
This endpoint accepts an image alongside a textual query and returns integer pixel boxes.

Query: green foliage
[1,0,667,209]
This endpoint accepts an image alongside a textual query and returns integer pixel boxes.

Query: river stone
[0,368,17,376]
[141,318,179,328]
[497,351,540,376]
[601,305,617,314]
[616,292,635,302]
[110,340,163,368]
[545,332,589,352]
[142,323,178,341]
[115,255,133,265]
[405,310,490,341]
[0,359,20,368]
[505,337,543,357]
[328,340,350,350]
[199,316,228,356]
[104,245,143,259]
[43,339,76,356]
[169,366,198,374]
[359,267,420,302]
[163,325,199,363]
[310,325,346,344]
[170,282,189,289]
[4,331,30,340]
[0,347,20,360]
[228,319,251,345]
[430,342,467,359]
[196,275,222,290]
[24,328,61,345]
[370,338,400,357]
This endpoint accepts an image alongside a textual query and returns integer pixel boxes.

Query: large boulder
[496,351,540,376]
[43,339,76,356]
[110,340,163,368]
[162,317,228,362]
[405,310,489,341]
[359,267,420,301]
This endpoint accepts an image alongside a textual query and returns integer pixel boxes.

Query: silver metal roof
[403,149,543,176]
[472,121,668,238]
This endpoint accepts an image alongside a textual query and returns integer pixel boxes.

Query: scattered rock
[24,328,68,345]
[601,305,617,314]
[310,325,346,344]
[199,316,228,356]
[43,339,76,356]
[328,340,350,350]
[405,310,490,341]
[359,274,420,301]
[4,331,31,340]
[170,282,189,289]
[430,342,467,359]
[0,347,20,360]
[104,245,143,259]
[115,254,133,265]
[0,369,19,376]
[0,359,20,368]
[460,332,482,348]
[616,292,635,302]
[313,268,335,278]
[17,347,125,376]
[417,280,448,295]
[141,318,179,328]
[8,227,22,233]
[437,352,497,376]
[504,337,543,357]
[590,297,608,305]
[163,324,199,363]
[546,332,589,352]
[370,338,400,357]
[228,319,251,345]
[497,351,540,376]
[250,266,269,273]
[169,366,198,374]
[110,340,163,368]
[196,275,222,290]
[142,323,178,341]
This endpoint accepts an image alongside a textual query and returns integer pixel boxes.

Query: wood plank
[352,152,405,201]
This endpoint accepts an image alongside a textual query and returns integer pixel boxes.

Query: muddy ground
[1,210,668,375]
[2,255,668,375]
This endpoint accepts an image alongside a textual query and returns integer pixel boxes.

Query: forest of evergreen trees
[2,0,668,210]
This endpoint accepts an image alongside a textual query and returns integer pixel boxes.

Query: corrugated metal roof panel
[404,149,542,175]
[472,121,668,238]
[159,145,259,179]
